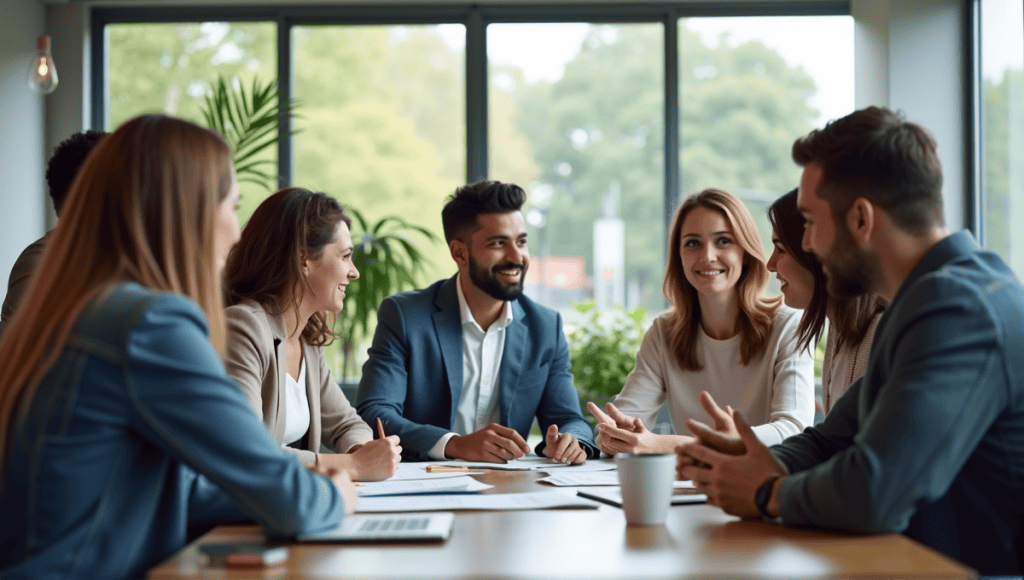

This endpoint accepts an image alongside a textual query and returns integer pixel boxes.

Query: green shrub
[566,302,646,403]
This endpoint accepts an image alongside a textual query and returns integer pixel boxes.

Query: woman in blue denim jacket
[0,114,357,579]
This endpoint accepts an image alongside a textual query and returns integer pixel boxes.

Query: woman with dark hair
[589,188,814,453]
[224,187,400,481]
[0,115,353,580]
[766,188,884,414]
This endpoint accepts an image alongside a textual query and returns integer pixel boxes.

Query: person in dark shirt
[0,130,106,334]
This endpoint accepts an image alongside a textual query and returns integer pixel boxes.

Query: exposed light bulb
[28,35,58,95]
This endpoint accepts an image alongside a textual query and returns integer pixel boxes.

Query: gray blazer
[224,299,372,466]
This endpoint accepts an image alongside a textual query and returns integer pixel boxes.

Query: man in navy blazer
[357,181,598,463]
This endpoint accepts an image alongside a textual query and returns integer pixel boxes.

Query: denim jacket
[0,283,347,579]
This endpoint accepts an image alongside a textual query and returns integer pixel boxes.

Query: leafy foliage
[565,302,646,400]
[199,74,296,190]
[339,208,441,376]
[515,25,818,313]
[107,21,828,379]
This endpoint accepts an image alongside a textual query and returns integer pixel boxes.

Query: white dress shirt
[428,272,514,459]
[282,359,310,446]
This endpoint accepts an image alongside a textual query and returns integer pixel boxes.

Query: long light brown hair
[224,187,351,346]
[0,114,233,468]
[662,188,781,371]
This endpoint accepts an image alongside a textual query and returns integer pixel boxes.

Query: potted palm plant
[199,74,295,191]
[339,208,440,379]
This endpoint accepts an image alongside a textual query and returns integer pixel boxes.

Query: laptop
[294,512,455,543]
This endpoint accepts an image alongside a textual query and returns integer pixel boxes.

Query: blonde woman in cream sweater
[589,189,814,453]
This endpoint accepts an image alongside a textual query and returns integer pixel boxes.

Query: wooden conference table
[149,468,975,579]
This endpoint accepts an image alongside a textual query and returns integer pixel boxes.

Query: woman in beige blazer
[223,187,401,481]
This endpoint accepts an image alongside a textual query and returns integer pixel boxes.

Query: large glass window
[981,0,1024,276]
[489,23,664,317]
[106,21,277,212]
[99,9,856,381]
[680,16,854,262]
[291,24,466,377]
[291,24,466,232]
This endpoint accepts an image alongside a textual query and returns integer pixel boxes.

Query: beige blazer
[224,299,372,466]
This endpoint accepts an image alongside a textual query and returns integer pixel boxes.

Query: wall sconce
[28,35,58,95]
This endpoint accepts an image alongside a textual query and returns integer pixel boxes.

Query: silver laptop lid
[295,512,455,543]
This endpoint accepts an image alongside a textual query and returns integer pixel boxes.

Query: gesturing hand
[688,391,743,455]
[445,423,530,463]
[676,409,786,518]
[543,424,586,465]
[587,401,681,455]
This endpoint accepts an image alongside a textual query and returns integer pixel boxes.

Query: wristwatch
[754,474,780,518]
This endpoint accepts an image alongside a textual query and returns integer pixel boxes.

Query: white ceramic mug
[616,453,676,526]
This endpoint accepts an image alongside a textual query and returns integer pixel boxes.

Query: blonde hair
[0,114,233,468]
[662,188,781,371]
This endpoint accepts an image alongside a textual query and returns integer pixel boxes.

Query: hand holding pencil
[340,417,402,482]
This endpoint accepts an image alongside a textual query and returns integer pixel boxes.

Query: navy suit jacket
[356,275,598,460]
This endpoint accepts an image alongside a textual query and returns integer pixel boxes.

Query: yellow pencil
[425,465,490,473]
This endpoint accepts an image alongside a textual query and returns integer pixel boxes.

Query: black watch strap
[755,474,780,518]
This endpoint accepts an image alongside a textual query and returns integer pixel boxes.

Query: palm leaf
[197,73,299,191]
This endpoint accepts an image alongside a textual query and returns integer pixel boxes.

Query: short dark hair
[441,180,526,243]
[791,106,944,235]
[46,130,107,214]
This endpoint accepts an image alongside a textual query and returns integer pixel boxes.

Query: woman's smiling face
[678,206,745,300]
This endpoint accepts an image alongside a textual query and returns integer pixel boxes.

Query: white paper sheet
[539,472,698,487]
[387,463,488,481]
[436,456,618,472]
[357,475,492,496]
[356,491,601,513]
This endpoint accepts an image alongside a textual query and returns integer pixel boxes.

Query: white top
[428,272,513,459]
[282,359,310,446]
[610,306,814,446]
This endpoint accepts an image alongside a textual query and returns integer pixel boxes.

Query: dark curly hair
[46,130,107,214]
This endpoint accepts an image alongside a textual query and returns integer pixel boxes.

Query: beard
[820,222,877,299]
[468,254,527,301]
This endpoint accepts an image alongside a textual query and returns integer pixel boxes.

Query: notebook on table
[294,512,455,543]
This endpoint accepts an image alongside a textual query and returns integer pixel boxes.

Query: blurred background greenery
[102,16,1021,389]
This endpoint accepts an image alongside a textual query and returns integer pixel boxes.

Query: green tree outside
[106,19,825,378]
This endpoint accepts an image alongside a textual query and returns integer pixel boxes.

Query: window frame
[90,1,851,238]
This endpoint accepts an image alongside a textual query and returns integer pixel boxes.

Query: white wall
[47,3,91,165]
[853,0,968,230]
[0,0,46,288]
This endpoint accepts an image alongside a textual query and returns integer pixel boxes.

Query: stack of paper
[357,491,601,513]
[358,476,492,497]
